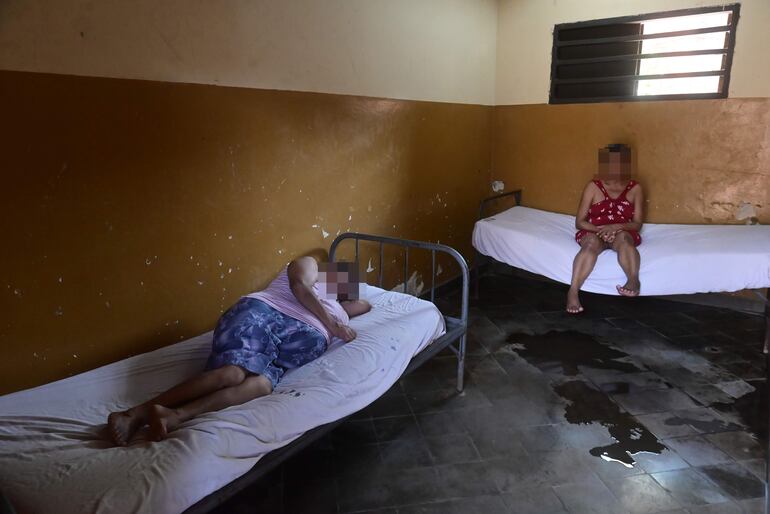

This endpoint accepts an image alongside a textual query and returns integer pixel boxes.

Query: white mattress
[473,205,770,296]
[0,286,445,514]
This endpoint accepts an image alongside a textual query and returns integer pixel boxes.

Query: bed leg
[473,251,484,300]
[456,334,466,392]
[764,287,770,353]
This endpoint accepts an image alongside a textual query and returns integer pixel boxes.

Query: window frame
[548,4,740,104]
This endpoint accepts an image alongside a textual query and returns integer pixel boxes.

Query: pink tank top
[245,267,349,343]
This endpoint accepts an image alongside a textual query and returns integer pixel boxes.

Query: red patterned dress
[575,180,642,246]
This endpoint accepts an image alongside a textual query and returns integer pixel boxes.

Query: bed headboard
[328,232,469,329]
[478,189,522,220]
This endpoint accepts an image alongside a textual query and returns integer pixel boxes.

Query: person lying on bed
[568,143,644,314]
[107,257,371,445]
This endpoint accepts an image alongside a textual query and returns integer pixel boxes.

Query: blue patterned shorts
[205,298,327,389]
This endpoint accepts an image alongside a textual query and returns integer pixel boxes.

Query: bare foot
[616,279,640,297]
[566,288,584,314]
[147,404,181,442]
[107,410,145,446]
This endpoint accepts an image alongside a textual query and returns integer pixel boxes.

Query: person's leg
[147,374,273,441]
[568,233,606,313]
[107,364,247,445]
[612,232,641,296]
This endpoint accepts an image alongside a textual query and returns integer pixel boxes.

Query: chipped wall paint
[492,99,770,224]
[0,70,491,394]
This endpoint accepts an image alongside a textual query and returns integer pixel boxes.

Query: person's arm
[341,300,371,318]
[287,257,356,342]
[575,182,600,232]
[596,185,644,238]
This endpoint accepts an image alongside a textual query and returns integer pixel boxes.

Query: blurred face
[597,147,632,182]
[317,262,364,301]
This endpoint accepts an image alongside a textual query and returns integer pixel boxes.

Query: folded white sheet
[473,205,770,296]
[0,286,445,514]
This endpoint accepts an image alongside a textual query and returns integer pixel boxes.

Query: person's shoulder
[290,255,318,267]
[583,180,601,194]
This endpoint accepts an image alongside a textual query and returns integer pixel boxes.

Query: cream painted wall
[496,0,770,105]
[0,0,497,105]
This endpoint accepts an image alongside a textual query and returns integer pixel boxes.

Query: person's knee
[580,235,603,253]
[612,232,633,250]
[217,365,247,387]
[246,375,273,397]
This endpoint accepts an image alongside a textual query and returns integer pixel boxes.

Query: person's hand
[331,322,356,342]
[596,224,621,242]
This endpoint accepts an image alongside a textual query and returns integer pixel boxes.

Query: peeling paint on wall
[391,271,424,296]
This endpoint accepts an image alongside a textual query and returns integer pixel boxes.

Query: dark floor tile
[682,384,737,405]
[406,387,492,414]
[705,431,765,461]
[336,467,442,513]
[552,421,616,450]
[553,474,628,514]
[636,412,699,439]
[211,482,283,514]
[737,497,766,513]
[363,392,413,418]
[639,408,744,439]
[283,447,336,484]
[500,486,566,514]
[697,463,765,501]
[283,478,338,514]
[424,433,480,464]
[434,460,503,498]
[720,361,766,381]
[372,415,421,442]
[740,458,766,482]
[333,442,381,475]
[651,468,731,507]
[464,425,529,459]
[634,449,690,474]
[399,371,442,393]
[515,424,570,452]
[510,449,601,490]
[663,436,734,467]
[679,502,743,513]
[607,317,648,331]
[467,314,507,353]
[612,389,700,416]
[714,380,758,400]
[415,410,468,438]
[604,474,682,513]
[379,437,433,470]
[398,495,509,514]
[332,418,378,447]
[593,371,671,395]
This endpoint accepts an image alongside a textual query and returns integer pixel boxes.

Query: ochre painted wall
[492,99,770,224]
[0,70,491,394]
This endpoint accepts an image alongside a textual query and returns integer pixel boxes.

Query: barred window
[549,5,740,104]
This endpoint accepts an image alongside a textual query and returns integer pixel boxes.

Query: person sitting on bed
[107,257,371,445]
[568,143,644,314]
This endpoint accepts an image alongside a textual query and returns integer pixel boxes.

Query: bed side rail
[478,189,522,220]
[329,232,469,328]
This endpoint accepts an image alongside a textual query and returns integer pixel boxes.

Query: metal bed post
[329,232,469,392]
[475,190,522,299]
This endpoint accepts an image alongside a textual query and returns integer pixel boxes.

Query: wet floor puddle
[507,330,763,468]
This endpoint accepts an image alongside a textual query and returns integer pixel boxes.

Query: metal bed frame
[475,189,770,513]
[183,232,468,514]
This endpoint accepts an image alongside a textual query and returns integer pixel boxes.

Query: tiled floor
[212,269,768,514]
